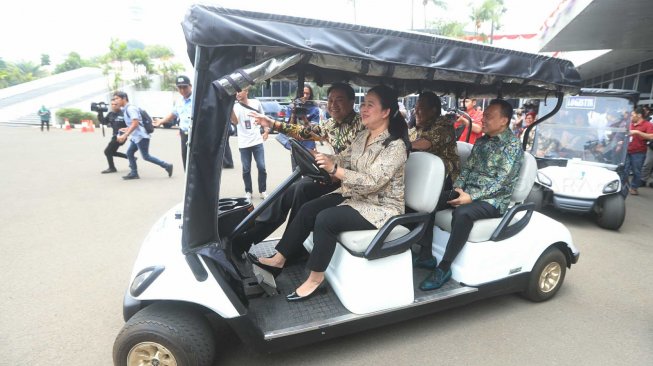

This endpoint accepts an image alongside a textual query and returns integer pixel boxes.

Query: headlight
[130,266,164,297]
[537,171,552,187]
[603,179,620,194]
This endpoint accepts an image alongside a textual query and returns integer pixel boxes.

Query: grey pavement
[0,125,651,365]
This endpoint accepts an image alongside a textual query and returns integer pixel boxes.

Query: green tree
[109,38,128,70]
[428,20,467,38]
[469,0,506,42]
[126,39,145,50]
[54,52,87,74]
[127,49,153,74]
[14,61,46,81]
[40,54,51,66]
[158,62,186,90]
[423,0,448,29]
[145,45,174,59]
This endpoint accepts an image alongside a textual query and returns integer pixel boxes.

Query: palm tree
[423,0,448,29]
[469,0,505,42]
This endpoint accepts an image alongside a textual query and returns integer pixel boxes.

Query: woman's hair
[367,85,410,154]
[418,91,442,116]
[303,83,314,100]
[526,111,537,120]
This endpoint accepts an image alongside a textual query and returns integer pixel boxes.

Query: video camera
[292,97,308,118]
[91,102,108,113]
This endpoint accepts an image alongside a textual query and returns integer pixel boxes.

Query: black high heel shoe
[286,281,328,302]
[247,252,283,278]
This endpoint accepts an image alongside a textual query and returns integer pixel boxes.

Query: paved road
[1,126,651,365]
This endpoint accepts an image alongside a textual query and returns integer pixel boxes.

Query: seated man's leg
[440,201,501,270]
[420,201,500,290]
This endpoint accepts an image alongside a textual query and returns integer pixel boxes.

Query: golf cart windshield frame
[179,5,581,252]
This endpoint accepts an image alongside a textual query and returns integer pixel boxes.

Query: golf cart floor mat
[247,242,475,339]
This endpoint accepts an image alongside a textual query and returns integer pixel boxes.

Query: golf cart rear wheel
[595,194,625,230]
[523,247,567,302]
[113,302,215,366]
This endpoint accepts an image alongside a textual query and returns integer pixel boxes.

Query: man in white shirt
[231,88,269,200]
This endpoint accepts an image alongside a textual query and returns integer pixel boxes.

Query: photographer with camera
[94,100,128,174]
[285,84,321,170]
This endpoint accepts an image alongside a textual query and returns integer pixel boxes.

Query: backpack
[139,108,155,134]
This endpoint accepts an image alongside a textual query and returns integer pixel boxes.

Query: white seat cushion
[434,208,525,242]
[337,226,410,254]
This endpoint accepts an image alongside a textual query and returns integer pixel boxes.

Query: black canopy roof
[179,5,582,252]
[182,5,581,98]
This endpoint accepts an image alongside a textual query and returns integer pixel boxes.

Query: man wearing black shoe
[235,83,364,254]
[420,99,523,291]
[114,91,173,180]
[99,99,128,174]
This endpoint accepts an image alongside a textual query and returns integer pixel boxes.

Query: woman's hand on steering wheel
[315,153,335,174]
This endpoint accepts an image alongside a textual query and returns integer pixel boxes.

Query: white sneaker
[261,192,268,199]
[245,192,252,201]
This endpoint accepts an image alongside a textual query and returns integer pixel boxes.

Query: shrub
[55,108,98,126]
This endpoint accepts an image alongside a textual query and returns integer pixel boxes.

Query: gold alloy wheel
[538,262,562,293]
[127,341,177,366]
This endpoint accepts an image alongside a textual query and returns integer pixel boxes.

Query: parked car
[260,100,286,122]
[113,6,581,366]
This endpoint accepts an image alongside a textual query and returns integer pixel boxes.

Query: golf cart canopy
[180,5,582,251]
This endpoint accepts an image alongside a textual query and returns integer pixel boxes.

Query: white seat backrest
[405,152,445,213]
[511,152,537,203]
[456,141,473,167]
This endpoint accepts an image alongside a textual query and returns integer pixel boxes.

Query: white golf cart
[113,6,581,365]
[525,89,638,230]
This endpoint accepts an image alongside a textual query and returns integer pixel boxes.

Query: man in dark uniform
[99,100,128,174]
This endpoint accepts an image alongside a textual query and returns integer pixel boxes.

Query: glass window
[637,72,653,94]
[626,64,639,75]
[624,76,635,90]
[641,58,653,72]
[614,68,624,78]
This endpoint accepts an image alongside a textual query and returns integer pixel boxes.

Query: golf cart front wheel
[113,302,215,366]
[523,247,567,302]
[595,194,625,230]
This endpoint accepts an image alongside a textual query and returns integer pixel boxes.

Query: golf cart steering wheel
[289,138,332,184]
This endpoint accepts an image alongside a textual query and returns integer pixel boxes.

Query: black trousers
[180,131,189,171]
[104,136,127,169]
[415,175,453,259]
[237,177,340,250]
[275,193,375,272]
[40,120,50,131]
[440,201,500,270]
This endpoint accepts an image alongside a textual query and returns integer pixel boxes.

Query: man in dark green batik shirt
[421,99,523,291]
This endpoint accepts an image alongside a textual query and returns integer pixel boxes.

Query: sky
[1,0,559,68]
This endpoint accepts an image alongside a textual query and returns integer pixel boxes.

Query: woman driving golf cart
[249,85,410,301]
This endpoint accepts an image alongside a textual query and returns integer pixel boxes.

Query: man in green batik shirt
[235,83,365,254]
[420,99,523,291]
